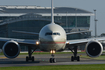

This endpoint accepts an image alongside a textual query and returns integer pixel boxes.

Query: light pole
[95,19,98,37]
[66,11,68,32]
[94,9,98,37]
[75,8,77,31]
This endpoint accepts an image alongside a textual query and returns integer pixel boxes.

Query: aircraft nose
[49,36,56,41]
[48,36,58,42]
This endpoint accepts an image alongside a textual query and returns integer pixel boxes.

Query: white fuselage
[39,23,66,51]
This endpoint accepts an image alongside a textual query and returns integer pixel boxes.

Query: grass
[80,55,105,60]
[1,51,105,60]
[20,52,74,55]
[0,52,85,55]
[0,52,3,55]
[0,52,105,70]
[0,64,105,70]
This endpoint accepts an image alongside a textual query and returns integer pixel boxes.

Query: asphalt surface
[0,53,105,67]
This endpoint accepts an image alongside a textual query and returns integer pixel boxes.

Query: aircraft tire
[53,58,56,63]
[77,56,80,61]
[26,56,29,62]
[71,56,74,61]
[32,56,34,62]
[50,58,53,63]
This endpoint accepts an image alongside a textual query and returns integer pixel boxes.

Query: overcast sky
[0,0,105,36]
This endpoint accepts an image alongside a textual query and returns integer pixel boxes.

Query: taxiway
[0,53,105,67]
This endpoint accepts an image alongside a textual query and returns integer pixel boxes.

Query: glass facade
[0,13,91,50]
[0,15,91,40]
[54,16,90,28]
[8,20,50,39]
[0,6,93,50]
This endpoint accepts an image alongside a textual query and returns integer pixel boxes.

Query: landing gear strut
[69,46,80,61]
[26,46,36,62]
[49,50,56,63]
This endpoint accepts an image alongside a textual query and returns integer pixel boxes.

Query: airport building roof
[0,6,94,16]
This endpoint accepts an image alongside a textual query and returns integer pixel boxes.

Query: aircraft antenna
[51,0,55,24]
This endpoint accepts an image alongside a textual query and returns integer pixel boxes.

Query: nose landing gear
[49,50,56,63]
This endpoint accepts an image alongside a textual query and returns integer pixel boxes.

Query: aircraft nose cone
[48,36,58,42]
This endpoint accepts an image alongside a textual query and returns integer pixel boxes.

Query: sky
[0,0,105,36]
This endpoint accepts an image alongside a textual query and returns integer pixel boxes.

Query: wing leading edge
[12,30,39,35]
[0,37,39,46]
[66,37,105,46]
[66,30,92,35]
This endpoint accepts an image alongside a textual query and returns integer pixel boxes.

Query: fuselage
[39,23,66,51]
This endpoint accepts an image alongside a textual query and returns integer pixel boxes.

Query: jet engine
[2,41,20,58]
[85,40,103,57]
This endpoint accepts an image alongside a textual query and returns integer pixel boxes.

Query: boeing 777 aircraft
[0,0,104,63]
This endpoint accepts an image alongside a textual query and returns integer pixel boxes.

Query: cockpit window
[45,32,60,36]
[56,33,60,35]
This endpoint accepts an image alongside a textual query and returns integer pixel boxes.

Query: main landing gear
[26,46,36,62]
[69,46,80,61]
[49,50,56,63]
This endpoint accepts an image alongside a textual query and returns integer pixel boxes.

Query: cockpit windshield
[45,32,60,36]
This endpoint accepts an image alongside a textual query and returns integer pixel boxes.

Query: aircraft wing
[0,37,39,46]
[66,30,92,35]
[66,37,105,46]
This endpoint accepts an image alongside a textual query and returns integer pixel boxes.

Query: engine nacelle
[2,41,20,58]
[85,40,103,57]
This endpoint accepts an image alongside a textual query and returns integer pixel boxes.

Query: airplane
[0,0,104,63]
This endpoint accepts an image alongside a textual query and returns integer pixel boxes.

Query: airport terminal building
[0,6,94,50]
